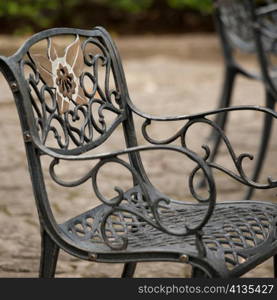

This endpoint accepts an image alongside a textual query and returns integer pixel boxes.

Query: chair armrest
[127,94,277,121]
[136,104,277,190]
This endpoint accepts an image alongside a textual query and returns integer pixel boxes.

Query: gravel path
[0,34,276,277]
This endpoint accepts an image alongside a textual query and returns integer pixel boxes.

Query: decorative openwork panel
[19,30,126,154]
[216,0,256,52]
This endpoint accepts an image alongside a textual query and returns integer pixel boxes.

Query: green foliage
[102,0,213,13]
[0,0,56,29]
[0,0,54,18]
[0,0,213,18]
[166,0,213,12]
[104,0,154,12]
[0,0,80,34]
[0,0,213,34]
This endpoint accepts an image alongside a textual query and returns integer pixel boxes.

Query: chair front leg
[274,254,277,278]
[191,266,208,278]
[39,229,60,278]
[122,262,137,278]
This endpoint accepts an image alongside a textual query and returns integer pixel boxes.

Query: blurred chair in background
[207,0,277,199]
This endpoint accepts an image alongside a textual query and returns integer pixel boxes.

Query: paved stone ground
[0,34,277,277]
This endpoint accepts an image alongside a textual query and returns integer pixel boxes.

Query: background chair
[207,0,277,200]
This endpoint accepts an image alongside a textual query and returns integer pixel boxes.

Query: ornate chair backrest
[0,27,146,239]
[214,0,256,56]
[248,0,277,96]
[6,27,139,155]
[213,0,277,74]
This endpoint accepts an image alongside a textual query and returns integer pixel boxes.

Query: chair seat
[60,186,277,277]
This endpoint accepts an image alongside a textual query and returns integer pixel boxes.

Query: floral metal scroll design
[141,116,277,191]
[22,35,123,151]
[49,146,216,251]
[32,36,87,114]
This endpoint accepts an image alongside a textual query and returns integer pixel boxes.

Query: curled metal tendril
[142,118,183,145]
[183,118,277,189]
[100,208,129,250]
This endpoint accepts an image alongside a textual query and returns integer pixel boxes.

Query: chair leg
[191,266,208,278]
[273,254,277,278]
[121,262,137,278]
[199,66,237,188]
[39,229,60,278]
[244,91,275,200]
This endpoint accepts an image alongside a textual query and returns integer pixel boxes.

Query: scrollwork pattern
[21,34,124,153]
[46,102,277,251]
[141,115,277,191]
[49,144,216,250]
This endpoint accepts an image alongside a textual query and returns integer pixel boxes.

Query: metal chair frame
[1,25,277,278]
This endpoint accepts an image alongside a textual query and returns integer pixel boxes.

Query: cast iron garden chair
[208,0,277,200]
[2,26,277,278]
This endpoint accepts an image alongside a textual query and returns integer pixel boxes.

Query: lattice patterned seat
[2,20,277,278]
[60,185,277,277]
